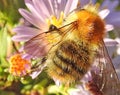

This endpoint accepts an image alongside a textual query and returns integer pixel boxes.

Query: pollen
[46,11,64,28]
[9,54,31,76]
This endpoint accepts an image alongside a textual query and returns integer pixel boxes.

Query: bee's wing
[24,23,75,57]
[24,32,59,57]
[92,41,120,95]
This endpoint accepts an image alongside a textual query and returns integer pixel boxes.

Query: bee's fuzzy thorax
[83,3,100,14]
[76,9,105,45]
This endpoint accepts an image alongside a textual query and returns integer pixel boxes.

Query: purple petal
[32,0,51,18]
[104,38,118,46]
[13,26,41,35]
[43,0,56,15]
[12,26,44,41]
[58,0,67,15]
[12,35,34,41]
[64,0,78,16]
[79,0,90,7]
[100,0,119,12]
[22,53,33,60]
[91,0,96,4]
[48,0,67,18]
[19,9,47,30]
[106,12,120,28]
[12,35,33,42]
[25,0,46,23]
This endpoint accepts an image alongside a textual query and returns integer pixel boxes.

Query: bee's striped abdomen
[47,40,93,83]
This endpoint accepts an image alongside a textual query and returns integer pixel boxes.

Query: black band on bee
[53,40,90,76]
[53,57,70,74]
[55,50,85,75]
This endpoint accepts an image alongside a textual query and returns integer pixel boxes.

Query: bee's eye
[49,24,58,31]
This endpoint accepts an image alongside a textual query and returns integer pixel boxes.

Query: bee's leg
[41,57,47,64]
[29,57,47,79]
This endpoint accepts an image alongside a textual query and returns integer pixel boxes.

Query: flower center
[9,54,31,76]
[46,11,64,28]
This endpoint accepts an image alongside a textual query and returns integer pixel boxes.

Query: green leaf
[0,25,7,57]
[20,77,32,84]
[7,74,14,82]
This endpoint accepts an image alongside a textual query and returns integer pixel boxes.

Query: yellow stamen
[9,54,31,76]
[47,11,64,28]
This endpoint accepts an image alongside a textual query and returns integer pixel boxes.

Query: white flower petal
[115,38,120,44]
[104,38,118,46]
[30,64,46,79]
[105,24,114,32]
[117,47,120,55]
[99,9,110,19]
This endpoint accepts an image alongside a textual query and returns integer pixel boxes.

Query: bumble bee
[24,4,120,95]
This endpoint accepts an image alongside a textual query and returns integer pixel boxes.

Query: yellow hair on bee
[83,3,100,14]
[46,4,105,84]
[76,10,105,44]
